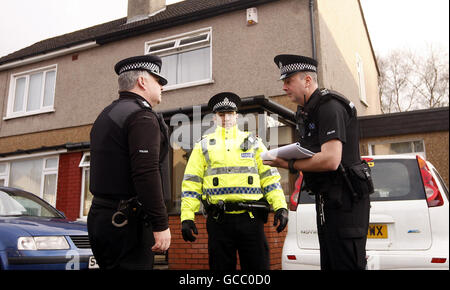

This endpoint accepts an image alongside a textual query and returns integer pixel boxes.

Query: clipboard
[261,142,315,161]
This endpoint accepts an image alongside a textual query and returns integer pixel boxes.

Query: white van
[282,155,449,270]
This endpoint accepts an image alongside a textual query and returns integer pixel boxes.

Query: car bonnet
[0,216,88,237]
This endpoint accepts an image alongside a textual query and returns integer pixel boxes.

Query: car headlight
[18,236,70,250]
[17,237,37,250]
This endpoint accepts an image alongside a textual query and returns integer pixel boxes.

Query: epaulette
[240,132,259,151]
[196,135,207,143]
[135,99,152,110]
[194,133,210,145]
[319,88,356,117]
[109,99,145,129]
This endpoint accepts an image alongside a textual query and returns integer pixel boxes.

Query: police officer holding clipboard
[264,54,373,270]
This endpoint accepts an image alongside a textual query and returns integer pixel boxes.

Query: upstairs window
[5,65,57,119]
[145,28,212,90]
[356,53,367,106]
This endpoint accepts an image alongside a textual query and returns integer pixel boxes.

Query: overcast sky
[0,0,448,59]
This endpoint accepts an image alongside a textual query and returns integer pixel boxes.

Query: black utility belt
[92,196,121,209]
[305,160,374,201]
[227,201,270,212]
[93,196,149,228]
[203,199,270,224]
[205,200,270,212]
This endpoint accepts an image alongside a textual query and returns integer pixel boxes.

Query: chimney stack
[127,0,166,24]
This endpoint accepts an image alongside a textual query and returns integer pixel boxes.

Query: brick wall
[168,213,287,270]
[56,152,83,220]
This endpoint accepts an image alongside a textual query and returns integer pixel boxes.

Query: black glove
[273,208,288,233]
[181,220,198,242]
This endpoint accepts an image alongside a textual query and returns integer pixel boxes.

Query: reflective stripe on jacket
[181,125,287,222]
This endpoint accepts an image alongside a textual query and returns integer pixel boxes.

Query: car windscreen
[299,158,426,204]
[0,189,62,218]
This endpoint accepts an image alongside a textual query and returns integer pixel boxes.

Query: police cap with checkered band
[208,92,241,113]
[114,55,168,86]
[274,54,318,80]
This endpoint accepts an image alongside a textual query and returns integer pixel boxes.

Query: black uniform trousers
[316,189,370,271]
[206,212,270,271]
[87,201,155,270]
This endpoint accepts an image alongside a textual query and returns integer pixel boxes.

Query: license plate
[367,224,388,239]
[88,256,99,269]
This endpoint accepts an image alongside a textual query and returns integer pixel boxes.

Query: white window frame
[368,139,426,158]
[0,162,10,187]
[79,152,91,220]
[5,64,57,120]
[0,151,64,204]
[40,156,59,207]
[79,152,90,167]
[356,53,368,106]
[144,27,213,91]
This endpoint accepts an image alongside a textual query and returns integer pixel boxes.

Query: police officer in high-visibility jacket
[180,92,288,271]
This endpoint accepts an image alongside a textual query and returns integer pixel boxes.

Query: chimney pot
[127,0,166,24]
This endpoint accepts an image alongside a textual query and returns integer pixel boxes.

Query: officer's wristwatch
[288,159,297,174]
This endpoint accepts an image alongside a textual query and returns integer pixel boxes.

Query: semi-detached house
[0,0,381,269]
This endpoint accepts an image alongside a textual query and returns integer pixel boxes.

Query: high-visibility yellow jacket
[181,125,287,222]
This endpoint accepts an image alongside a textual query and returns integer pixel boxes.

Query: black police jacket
[297,88,361,194]
[89,91,169,231]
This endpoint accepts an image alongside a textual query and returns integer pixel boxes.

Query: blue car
[0,186,98,270]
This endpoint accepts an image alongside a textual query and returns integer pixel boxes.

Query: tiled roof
[0,0,278,65]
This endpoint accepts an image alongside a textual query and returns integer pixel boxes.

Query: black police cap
[114,55,168,86]
[208,92,241,113]
[274,54,318,80]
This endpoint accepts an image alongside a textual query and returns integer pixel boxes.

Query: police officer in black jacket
[88,55,171,270]
[265,54,372,270]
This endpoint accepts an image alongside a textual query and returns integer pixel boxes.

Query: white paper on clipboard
[261,142,315,161]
